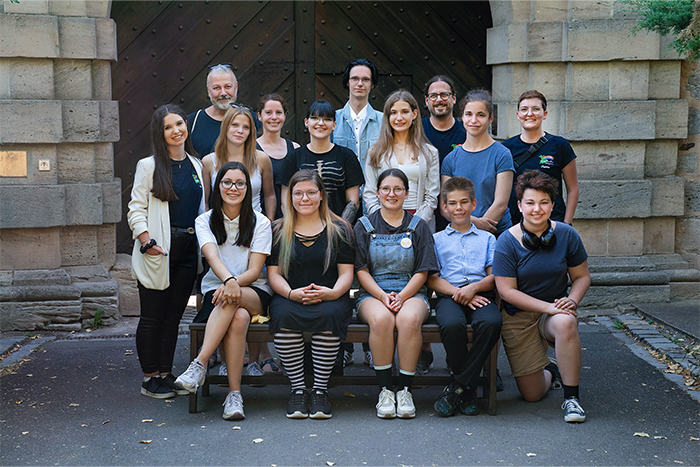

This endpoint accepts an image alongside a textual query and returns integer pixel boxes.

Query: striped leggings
[274,331,340,390]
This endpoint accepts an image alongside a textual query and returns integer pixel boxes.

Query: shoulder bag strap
[513,135,549,170]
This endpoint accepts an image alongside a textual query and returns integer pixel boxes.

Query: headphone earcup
[539,227,557,250]
[520,220,557,251]
[521,229,541,251]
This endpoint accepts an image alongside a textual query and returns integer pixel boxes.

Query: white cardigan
[127,154,205,290]
[362,144,440,231]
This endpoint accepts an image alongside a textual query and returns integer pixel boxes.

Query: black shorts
[193,287,272,323]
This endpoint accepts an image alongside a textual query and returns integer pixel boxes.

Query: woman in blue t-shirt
[492,170,591,423]
[441,89,514,237]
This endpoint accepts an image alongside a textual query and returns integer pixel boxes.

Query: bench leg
[189,391,198,413]
[487,339,499,415]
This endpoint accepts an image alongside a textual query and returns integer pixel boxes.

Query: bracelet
[287,289,293,300]
[568,297,578,307]
[223,276,237,285]
[139,238,157,254]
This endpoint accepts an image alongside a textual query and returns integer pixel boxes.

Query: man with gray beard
[187,64,260,158]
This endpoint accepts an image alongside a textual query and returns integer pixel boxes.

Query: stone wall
[0,0,122,330]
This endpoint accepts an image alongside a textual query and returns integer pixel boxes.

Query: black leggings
[135,232,198,374]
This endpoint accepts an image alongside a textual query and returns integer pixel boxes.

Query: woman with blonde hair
[363,89,440,231]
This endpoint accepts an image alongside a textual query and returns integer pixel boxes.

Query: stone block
[81,295,119,324]
[489,0,531,25]
[574,220,607,256]
[96,223,116,270]
[689,108,700,136]
[609,62,649,100]
[491,64,529,102]
[0,15,59,58]
[492,102,520,141]
[58,17,96,59]
[4,0,49,15]
[645,141,678,178]
[590,271,669,286]
[86,0,111,18]
[567,20,661,61]
[57,143,95,184]
[91,61,111,100]
[64,183,103,225]
[532,0,568,22]
[96,18,117,61]
[99,100,120,142]
[0,144,58,186]
[570,0,614,21]
[74,279,118,298]
[0,271,12,286]
[684,180,700,214]
[655,100,688,139]
[649,62,681,99]
[0,185,66,229]
[0,100,62,143]
[567,62,609,101]
[49,0,87,17]
[110,253,139,317]
[658,34,678,60]
[527,22,564,62]
[62,100,100,142]
[93,143,114,182]
[54,59,92,100]
[102,180,122,224]
[587,255,656,273]
[0,300,82,331]
[64,264,108,281]
[650,177,685,216]
[576,180,651,219]
[487,24,528,65]
[608,219,644,256]
[60,225,97,266]
[6,58,54,99]
[0,284,81,302]
[529,63,566,101]
[643,218,676,254]
[582,284,670,308]
[678,152,697,174]
[563,101,656,141]
[13,268,71,286]
[574,141,645,181]
[670,282,700,300]
[0,60,8,99]
[0,227,61,270]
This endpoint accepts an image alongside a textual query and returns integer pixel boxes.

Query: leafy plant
[84,308,104,329]
[613,320,627,330]
[620,0,700,60]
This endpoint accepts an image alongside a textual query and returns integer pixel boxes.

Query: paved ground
[634,300,700,341]
[1,319,698,466]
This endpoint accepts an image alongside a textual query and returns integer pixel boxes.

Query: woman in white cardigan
[127,104,206,399]
[363,89,439,231]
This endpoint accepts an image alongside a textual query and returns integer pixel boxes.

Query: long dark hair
[209,161,256,247]
[150,104,197,202]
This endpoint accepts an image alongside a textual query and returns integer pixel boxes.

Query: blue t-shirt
[169,157,203,228]
[187,108,262,159]
[492,223,588,315]
[433,223,495,287]
[502,133,576,223]
[421,117,467,165]
[441,142,515,235]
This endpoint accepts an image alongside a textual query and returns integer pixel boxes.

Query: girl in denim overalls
[354,168,439,419]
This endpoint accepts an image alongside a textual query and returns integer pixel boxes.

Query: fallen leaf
[142,419,153,423]
[526,453,536,457]
[309,434,318,437]
[586,449,595,452]
[343,391,355,398]
[91,376,98,380]
[674,461,683,464]
[326,462,335,466]
[253,438,264,444]
[26,374,32,377]
[158,423,165,427]
[465,432,473,436]
[102,420,109,425]
[634,432,650,438]
[81,424,88,427]
[690,437,699,441]
[653,436,667,439]
[69,403,79,407]
[200,426,206,429]
[21,431,28,435]
[139,440,152,444]
[232,426,241,430]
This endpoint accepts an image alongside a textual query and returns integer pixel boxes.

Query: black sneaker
[309,389,332,419]
[434,381,466,417]
[161,373,189,396]
[545,362,562,389]
[457,387,480,416]
[416,350,434,375]
[141,377,175,399]
[286,388,309,419]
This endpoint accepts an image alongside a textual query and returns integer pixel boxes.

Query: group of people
[127,58,590,424]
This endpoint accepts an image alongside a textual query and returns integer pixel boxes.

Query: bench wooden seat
[187,319,499,415]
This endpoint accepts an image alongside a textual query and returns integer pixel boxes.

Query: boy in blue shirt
[428,177,502,416]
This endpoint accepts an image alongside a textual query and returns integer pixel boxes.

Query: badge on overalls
[400,237,412,249]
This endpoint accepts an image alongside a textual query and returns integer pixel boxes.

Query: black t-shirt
[502,133,576,223]
[353,210,438,275]
[278,144,365,217]
[187,108,262,159]
[257,139,295,220]
[267,223,355,289]
[421,116,467,165]
[169,157,202,228]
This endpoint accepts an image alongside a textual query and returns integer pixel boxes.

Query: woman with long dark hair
[267,169,356,419]
[128,104,205,399]
[175,161,272,420]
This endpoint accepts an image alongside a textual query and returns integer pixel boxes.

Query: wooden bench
[187,319,499,415]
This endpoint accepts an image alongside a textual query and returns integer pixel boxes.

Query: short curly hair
[515,170,559,202]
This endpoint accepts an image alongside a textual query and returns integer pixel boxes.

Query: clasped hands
[549,296,578,317]
[212,280,241,307]
[380,291,405,313]
[290,284,334,305]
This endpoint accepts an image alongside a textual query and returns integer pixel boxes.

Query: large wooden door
[111,1,490,252]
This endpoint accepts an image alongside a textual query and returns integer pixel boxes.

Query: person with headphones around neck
[492,170,591,423]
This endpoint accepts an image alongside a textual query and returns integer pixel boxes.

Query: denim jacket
[331,101,382,170]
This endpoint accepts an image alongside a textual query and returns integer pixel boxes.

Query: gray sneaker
[244,361,264,376]
[562,397,586,423]
[222,391,245,420]
[175,359,206,393]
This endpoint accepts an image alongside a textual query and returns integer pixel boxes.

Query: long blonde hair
[213,106,258,175]
[367,89,431,168]
[273,169,352,277]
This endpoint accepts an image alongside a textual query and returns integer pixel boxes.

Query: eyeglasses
[307,116,334,123]
[209,63,231,70]
[349,77,372,84]
[378,186,405,195]
[221,180,247,190]
[292,189,320,199]
[518,106,543,115]
[427,92,453,102]
[230,103,252,112]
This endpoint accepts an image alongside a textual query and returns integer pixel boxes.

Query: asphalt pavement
[1,318,698,466]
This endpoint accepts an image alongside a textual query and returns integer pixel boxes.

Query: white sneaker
[396,387,416,419]
[244,361,264,376]
[343,350,354,367]
[175,359,206,393]
[562,397,586,423]
[219,362,228,376]
[376,388,396,419]
[222,391,245,420]
[363,350,373,366]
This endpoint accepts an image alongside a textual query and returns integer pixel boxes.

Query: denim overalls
[355,214,429,307]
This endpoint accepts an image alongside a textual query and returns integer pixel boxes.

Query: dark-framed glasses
[427,92,453,101]
[221,180,247,190]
